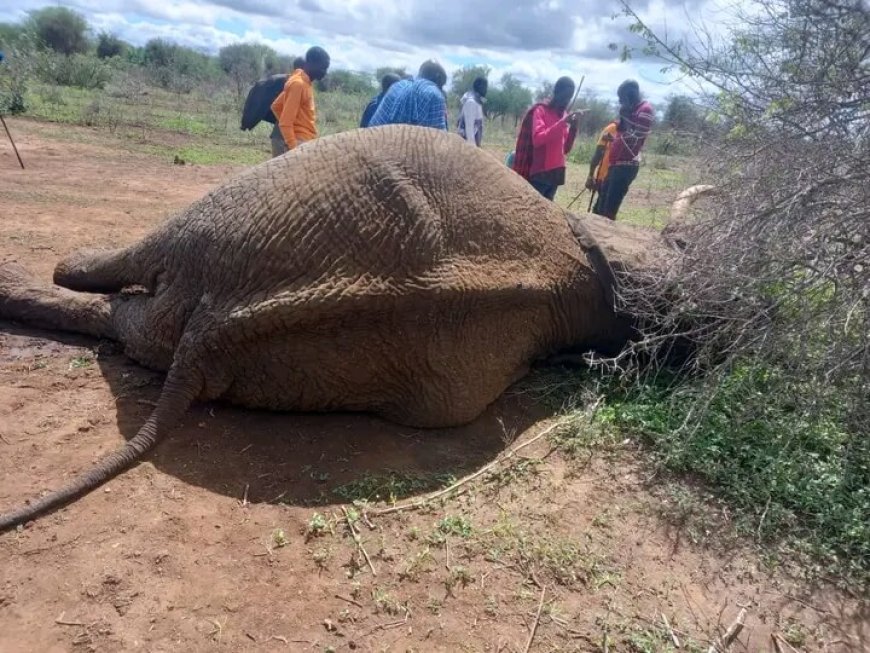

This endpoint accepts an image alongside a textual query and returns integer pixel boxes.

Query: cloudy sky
[1,0,723,101]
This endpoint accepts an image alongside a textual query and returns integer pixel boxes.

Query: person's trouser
[270,124,287,158]
[592,179,609,215]
[596,164,639,219]
[530,178,558,201]
[271,132,309,157]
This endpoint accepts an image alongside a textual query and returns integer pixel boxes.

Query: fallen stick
[523,586,546,653]
[362,610,410,637]
[335,593,364,609]
[342,506,376,576]
[662,612,681,648]
[372,420,567,515]
[707,608,746,653]
[55,612,85,627]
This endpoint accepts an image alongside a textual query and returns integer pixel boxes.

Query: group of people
[257,46,653,220]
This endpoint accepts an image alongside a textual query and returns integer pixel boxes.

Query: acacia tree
[26,7,89,55]
[614,0,869,433]
[219,42,278,100]
[487,73,533,126]
[449,64,491,100]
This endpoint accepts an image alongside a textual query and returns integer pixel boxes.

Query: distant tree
[662,94,706,133]
[26,7,90,55]
[317,69,375,94]
[489,73,533,126]
[449,64,490,101]
[96,32,126,59]
[143,39,216,90]
[576,91,616,136]
[534,80,553,102]
[265,54,297,75]
[375,66,407,81]
[219,42,278,98]
[0,22,29,50]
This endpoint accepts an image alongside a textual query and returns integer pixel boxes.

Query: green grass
[332,471,456,504]
[533,364,869,584]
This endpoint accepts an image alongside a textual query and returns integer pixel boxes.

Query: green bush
[598,364,869,580]
[0,46,29,113]
[34,52,112,89]
[96,32,127,59]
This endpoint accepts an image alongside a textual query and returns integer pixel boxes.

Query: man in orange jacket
[271,46,330,153]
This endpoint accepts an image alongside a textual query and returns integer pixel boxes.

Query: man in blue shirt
[368,61,448,130]
[360,72,401,127]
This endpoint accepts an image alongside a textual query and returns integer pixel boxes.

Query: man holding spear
[512,76,585,200]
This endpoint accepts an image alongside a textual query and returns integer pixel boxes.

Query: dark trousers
[530,178,558,200]
[596,164,639,219]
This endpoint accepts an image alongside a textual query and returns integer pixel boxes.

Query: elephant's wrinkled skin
[0,125,670,530]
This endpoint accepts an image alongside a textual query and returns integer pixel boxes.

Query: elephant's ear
[563,213,618,314]
[566,212,673,276]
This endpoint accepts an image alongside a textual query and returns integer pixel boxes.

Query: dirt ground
[0,118,866,652]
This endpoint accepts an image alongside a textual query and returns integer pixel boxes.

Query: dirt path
[0,118,866,652]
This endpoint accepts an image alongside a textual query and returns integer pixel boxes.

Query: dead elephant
[0,125,672,531]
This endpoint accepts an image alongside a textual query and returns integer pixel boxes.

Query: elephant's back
[181,127,582,290]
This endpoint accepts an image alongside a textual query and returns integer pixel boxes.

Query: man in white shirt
[457,77,487,147]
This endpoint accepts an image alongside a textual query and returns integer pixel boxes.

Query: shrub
[600,364,869,579]
[33,52,112,89]
[96,32,126,59]
[0,46,30,113]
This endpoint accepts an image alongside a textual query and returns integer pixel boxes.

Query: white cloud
[0,0,729,102]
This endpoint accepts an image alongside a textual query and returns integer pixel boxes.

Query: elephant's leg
[0,262,116,339]
[110,292,178,370]
[53,244,154,294]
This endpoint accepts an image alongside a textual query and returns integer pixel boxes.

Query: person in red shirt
[595,80,654,219]
[512,77,584,200]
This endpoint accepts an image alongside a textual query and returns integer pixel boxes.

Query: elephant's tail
[0,367,200,533]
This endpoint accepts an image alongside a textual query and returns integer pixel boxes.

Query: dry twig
[707,607,746,653]
[342,506,376,576]
[523,586,546,653]
[55,612,86,627]
[662,612,681,648]
[335,593,364,608]
[373,420,567,515]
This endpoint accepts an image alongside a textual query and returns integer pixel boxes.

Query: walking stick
[587,189,596,213]
[0,114,24,169]
[563,76,588,211]
[566,187,586,210]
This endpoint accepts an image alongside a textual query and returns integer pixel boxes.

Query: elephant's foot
[0,261,116,339]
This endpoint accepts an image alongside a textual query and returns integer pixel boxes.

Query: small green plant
[305,512,332,540]
[444,566,474,595]
[398,546,434,581]
[781,621,808,648]
[271,528,288,548]
[69,355,93,369]
[311,547,330,570]
[435,515,473,539]
[371,588,403,616]
[333,471,455,504]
